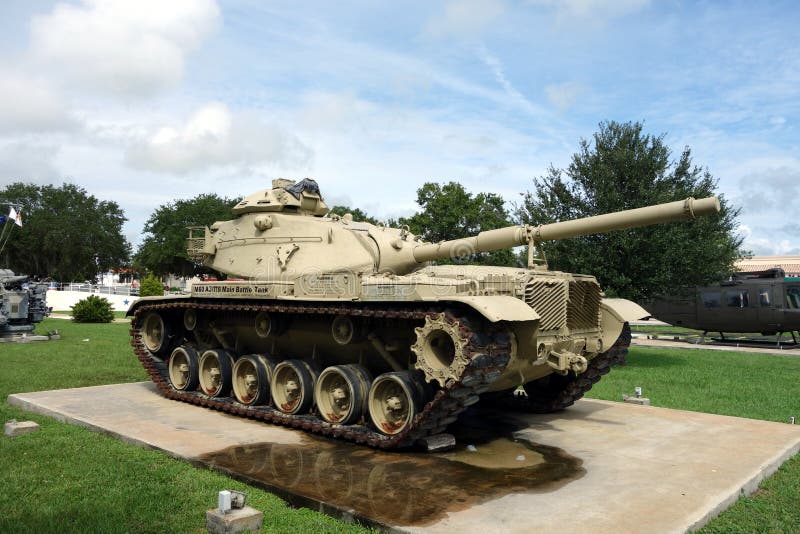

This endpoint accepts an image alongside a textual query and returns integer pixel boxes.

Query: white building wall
[46,290,139,312]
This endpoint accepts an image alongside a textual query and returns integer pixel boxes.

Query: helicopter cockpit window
[702,291,721,308]
[726,290,750,308]
[759,288,771,306]
[786,287,800,309]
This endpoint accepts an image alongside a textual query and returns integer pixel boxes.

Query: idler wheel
[198,349,235,397]
[368,371,424,436]
[168,346,199,391]
[411,313,470,387]
[314,364,372,425]
[271,359,318,415]
[141,312,173,356]
[232,354,276,406]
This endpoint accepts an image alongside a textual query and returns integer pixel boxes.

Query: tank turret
[130,179,721,450]
[188,178,720,279]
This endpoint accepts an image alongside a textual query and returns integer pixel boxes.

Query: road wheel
[198,349,235,397]
[232,354,276,405]
[168,346,199,391]
[368,371,424,435]
[271,359,317,415]
[315,364,372,425]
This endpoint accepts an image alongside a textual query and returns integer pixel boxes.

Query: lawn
[1,319,799,532]
[52,310,130,319]
[0,319,370,533]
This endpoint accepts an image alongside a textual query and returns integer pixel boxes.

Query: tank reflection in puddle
[199,411,584,526]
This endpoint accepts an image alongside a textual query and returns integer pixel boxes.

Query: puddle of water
[199,409,584,527]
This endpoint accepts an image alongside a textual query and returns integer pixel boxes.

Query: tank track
[486,323,631,413]
[130,300,512,450]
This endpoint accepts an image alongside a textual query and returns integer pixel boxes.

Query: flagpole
[0,207,12,250]
[0,219,14,257]
[0,203,21,257]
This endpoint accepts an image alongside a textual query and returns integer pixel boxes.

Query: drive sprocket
[411,312,472,387]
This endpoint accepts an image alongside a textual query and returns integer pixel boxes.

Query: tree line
[0,121,744,300]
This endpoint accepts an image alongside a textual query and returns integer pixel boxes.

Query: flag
[8,207,21,227]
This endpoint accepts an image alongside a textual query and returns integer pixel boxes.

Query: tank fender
[599,298,650,352]
[443,295,540,323]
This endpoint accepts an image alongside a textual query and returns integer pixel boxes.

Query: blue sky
[0,0,798,256]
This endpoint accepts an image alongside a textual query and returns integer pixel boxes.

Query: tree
[328,205,380,225]
[71,295,115,323]
[139,274,164,297]
[401,182,517,266]
[134,194,239,277]
[0,182,130,281]
[515,120,744,300]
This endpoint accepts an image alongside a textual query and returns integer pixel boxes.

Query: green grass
[587,346,799,422]
[631,322,797,344]
[3,321,800,532]
[0,319,370,533]
[586,346,800,532]
[631,323,703,335]
[53,310,129,319]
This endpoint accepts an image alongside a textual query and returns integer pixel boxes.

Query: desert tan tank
[128,178,720,450]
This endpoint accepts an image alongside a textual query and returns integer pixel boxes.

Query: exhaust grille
[567,280,602,330]
[524,279,567,331]
[524,277,601,332]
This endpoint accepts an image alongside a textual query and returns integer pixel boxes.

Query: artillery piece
[0,269,49,338]
[128,178,719,449]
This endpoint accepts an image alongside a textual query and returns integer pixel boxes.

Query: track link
[130,300,512,449]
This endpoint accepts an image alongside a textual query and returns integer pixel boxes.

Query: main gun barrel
[411,196,720,263]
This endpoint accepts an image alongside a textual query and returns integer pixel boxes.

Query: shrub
[139,274,164,297]
[71,295,115,323]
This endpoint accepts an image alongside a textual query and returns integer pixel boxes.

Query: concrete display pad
[8,382,800,533]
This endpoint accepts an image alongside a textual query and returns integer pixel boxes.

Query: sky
[0,0,798,255]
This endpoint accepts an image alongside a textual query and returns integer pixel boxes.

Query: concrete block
[206,506,263,534]
[4,419,40,437]
[416,433,456,452]
[622,394,651,406]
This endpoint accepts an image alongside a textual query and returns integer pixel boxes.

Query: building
[735,256,800,277]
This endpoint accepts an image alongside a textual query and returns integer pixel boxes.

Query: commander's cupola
[231,178,329,216]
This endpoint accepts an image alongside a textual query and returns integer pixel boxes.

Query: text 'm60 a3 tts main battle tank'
[128,178,720,450]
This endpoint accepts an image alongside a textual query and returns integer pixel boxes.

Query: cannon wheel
[522,323,631,413]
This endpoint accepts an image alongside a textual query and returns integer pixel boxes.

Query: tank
[128,178,720,449]
[0,269,49,338]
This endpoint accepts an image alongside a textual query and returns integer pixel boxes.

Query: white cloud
[477,46,544,118]
[730,164,800,255]
[528,0,649,21]
[425,0,506,39]
[29,0,220,98]
[734,164,800,213]
[0,142,60,183]
[125,103,313,174]
[0,72,78,134]
[545,82,585,112]
[297,92,376,133]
